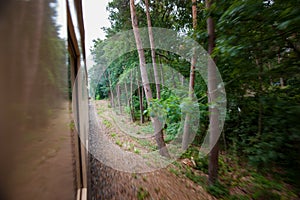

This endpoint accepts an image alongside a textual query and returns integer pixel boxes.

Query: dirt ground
[89,100,215,200]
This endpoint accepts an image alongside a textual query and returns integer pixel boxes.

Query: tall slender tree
[182,0,197,150]
[130,0,169,157]
[145,0,161,99]
[207,0,219,185]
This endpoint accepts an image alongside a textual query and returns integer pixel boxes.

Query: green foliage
[69,121,75,132]
[223,84,300,190]
[165,123,180,142]
[168,168,180,176]
[103,119,112,128]
[251,173,283,191]
[218,0,300,187]
[249,173,284,200]
[195,154,209,172]
[181,146,208,172]
[124,106,131,115]
[252,190,280,200]
[115,139,122,147]
[185,168,205,185]
[140,123,154,134]
[207,181,229,198]
[135,139,156,151]
[111,132,117,138]
[179,98,198,114]
[134,148,140,154]
[140,88,186,143]
[137,187,150,200]
[142,176,147,182]
[132,173,137,179]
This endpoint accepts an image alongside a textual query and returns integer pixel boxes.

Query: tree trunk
[130,70,135,122]
[108,72,115,108]
[182,0,197,150]
[145,0,161,99]
[130,0,169,157]
[159,56,165,86]
[117,83,122,114]
[207,0,219,186]
[136,72,145,124]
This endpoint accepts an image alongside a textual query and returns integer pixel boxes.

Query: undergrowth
[177,146,298,199]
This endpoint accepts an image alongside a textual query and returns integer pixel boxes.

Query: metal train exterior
[0,0,89,199]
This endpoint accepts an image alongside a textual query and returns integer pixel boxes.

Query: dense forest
[89,0,300,199]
